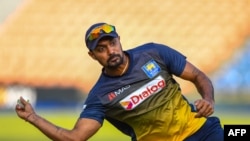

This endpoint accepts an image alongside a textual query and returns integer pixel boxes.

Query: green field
[1,105,249,141]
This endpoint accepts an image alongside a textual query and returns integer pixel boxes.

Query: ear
[88,51,97,60]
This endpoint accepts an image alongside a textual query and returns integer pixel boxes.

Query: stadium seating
[0,0,249,94]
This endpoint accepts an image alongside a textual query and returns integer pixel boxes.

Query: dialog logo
[119,76,165,110]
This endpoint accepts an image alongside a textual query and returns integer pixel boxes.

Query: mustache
[107,54,120,62]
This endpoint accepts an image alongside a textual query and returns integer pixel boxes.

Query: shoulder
[126,42,169,53]
[127,42,170,51]
[126,42,178,58]
[126,42,176,56]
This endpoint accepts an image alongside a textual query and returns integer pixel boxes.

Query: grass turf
[1,106,249,141]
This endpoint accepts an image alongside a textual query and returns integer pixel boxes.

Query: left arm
[179,61,214,118]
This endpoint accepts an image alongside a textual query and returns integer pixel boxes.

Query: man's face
[88,36,124,69]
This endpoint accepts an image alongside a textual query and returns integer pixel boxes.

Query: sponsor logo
[142,60,161,78]
[108,85,130,101]
[120,76,165,110]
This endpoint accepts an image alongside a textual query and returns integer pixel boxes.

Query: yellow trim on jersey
[133,89,206,141]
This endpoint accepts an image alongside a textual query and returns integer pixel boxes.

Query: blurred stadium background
[0,0,249,140]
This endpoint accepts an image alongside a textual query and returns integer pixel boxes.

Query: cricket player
[16,22,224,141]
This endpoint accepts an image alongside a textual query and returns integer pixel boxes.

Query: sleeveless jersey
[80,42,206,141]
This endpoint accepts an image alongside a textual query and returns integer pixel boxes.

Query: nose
[107,46,115,55]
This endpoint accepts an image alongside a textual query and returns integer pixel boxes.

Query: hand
[194,99,214,118]
[15,96,36,121]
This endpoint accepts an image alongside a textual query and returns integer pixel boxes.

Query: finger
[203,106,214,117]
[201,100,214,115]
[194,100,201,118]
[194,100,206,117]
[20,96,29,106]
[198,105,208,117]
[194,100,203,111]
[16,104,23,110]
[204,111,213,117]
[195,109,207,118]
[195,105,206,118]
[195,103,213,118]
[195,112,202,118]
[17,98,25,109]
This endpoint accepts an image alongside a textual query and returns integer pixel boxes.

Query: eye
[110,40,116,46]
[96,46,105,52]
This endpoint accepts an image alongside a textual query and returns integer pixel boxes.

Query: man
[16,22,224,141]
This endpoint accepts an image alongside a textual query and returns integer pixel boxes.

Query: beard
[106,54,124,69]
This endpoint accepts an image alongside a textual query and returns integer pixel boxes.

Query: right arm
[15,97,101,141]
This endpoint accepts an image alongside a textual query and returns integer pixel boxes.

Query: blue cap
[85,23,119,50]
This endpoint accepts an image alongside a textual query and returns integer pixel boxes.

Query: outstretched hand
[15,96,35,121]
[194,99,214,118]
